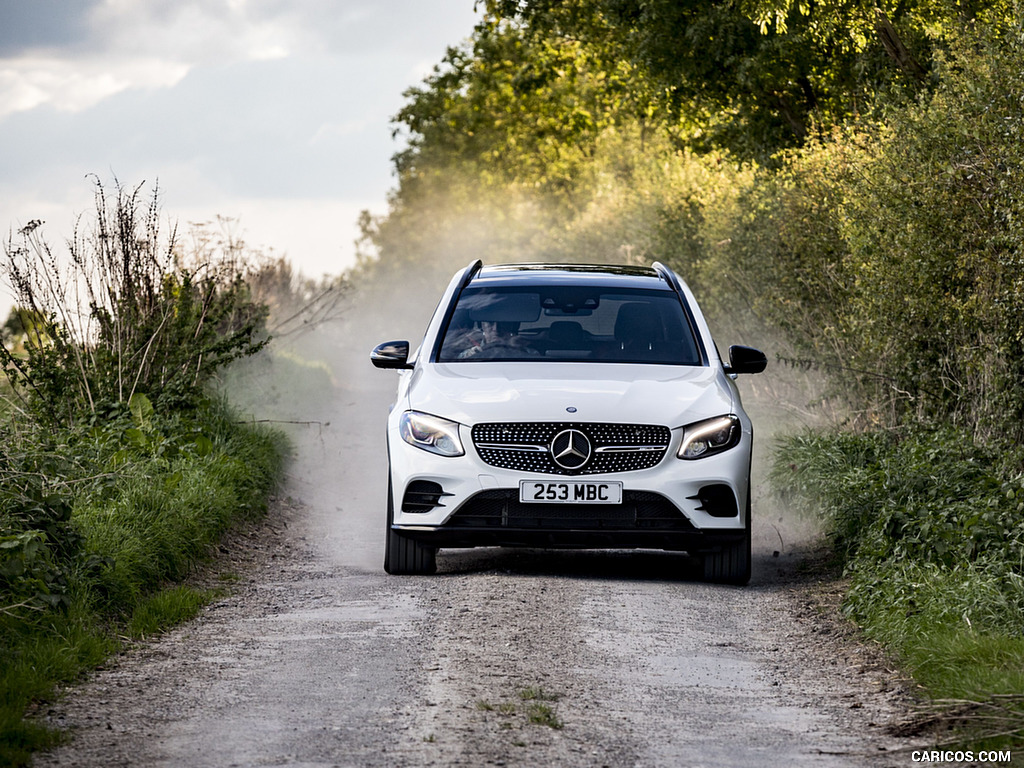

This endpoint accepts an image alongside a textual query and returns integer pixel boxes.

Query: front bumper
[386,416,752,550]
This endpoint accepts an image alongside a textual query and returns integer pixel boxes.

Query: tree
[392,15,644,207]
[0,307,49,356]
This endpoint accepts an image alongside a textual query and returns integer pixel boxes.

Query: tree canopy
[486,0,1016,159]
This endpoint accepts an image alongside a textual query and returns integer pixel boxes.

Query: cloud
[0,1,340,118]
[91,0,307,63]
[0,55,188,116]
[0,1,479,119]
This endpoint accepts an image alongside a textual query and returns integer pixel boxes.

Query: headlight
[677,415,741,460]
[399,411,465,457]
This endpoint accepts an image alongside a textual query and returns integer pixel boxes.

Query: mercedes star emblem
[550,428,592,470]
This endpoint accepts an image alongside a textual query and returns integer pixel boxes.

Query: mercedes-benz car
[370,262,766,583]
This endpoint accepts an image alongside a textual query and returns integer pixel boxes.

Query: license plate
[519,480,623,504]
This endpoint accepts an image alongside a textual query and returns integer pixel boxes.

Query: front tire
[702,491,751,586]
[383,480,437,575]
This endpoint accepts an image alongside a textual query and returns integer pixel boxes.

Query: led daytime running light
[678,415,740,460]
[399,411,465,457]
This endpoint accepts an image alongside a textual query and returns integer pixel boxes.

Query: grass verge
[0,400,286,767]
[772,425,1024,751]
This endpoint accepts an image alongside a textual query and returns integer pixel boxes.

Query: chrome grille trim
[595,445,665,453]
[471,422,671,475]
[474,443,547,452]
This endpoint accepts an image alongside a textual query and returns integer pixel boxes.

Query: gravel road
[33,323,926,768]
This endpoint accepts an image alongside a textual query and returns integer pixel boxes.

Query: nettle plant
[0,179,269,427]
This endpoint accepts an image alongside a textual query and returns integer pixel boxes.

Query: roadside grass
[772,425,1024,751]
[0,600,114,765]
[78,423,284,611]
[0,402,286,767]
[524,702,563,729]
[474,687,564,731]
[909,631,1024,700]
[127,585,223,640]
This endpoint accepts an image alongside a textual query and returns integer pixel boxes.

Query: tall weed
[0,179,268,426]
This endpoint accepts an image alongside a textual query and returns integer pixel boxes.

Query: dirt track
[33,347,928,768]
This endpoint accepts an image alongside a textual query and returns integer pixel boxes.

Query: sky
[0,0,481,315]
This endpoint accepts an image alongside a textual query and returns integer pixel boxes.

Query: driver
[457,320,528,358]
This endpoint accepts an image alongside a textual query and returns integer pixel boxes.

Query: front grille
[446,490,695,531]
[472,422,670,475]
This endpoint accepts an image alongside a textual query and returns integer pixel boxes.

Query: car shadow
[433,546,790,586]
[434,547,701,582]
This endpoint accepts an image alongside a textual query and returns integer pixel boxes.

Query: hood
[403,362,734,428]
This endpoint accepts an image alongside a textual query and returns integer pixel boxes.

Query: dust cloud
[734,348,833,557]
[222,261,456,573]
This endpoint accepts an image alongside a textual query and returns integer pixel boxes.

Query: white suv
[370,262,766,584]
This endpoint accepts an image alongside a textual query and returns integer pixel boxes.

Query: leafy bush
[710,31,1024,439]
[0,425,84,622]
[775,427,1024,568]
[835,34,1024,439]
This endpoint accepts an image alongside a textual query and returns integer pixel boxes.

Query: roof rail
[457,259,483,292]
[652,261,681,292]
[427,259,482,362]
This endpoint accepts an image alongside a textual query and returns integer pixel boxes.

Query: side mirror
[370,340,413,370]
[724,345,767,375]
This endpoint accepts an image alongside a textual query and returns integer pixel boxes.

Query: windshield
[436,285,702,365]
